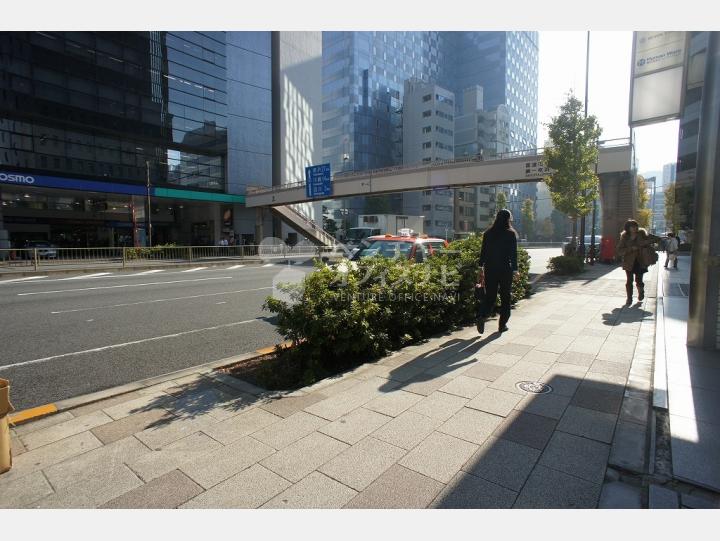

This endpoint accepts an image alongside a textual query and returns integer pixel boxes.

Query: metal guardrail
[247,138,632,196]
[0,244,337,271]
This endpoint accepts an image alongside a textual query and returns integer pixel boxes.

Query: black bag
[474,285,486,318]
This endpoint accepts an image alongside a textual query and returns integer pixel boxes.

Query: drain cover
[517,381,553,394]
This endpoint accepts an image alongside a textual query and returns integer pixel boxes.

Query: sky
[537,31,680,178]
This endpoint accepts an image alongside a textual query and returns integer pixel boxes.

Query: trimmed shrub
[547,255,584,275]
[262,233,532,387]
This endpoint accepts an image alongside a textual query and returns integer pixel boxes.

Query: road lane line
[131,269,165,275]
[49,286,274,314]
[226,265,245,270]
[17,276,233,296]
[262,263,274,267]
[60,272,113,280]
[0,276,48,284]
[182,267,208,272]
[0,318,264,371]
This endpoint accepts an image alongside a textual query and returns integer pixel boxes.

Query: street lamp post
[145,160,153,247]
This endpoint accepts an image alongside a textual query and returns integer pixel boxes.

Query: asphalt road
[0,248,559,410]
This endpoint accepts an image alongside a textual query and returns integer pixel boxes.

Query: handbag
[641,245,658,267]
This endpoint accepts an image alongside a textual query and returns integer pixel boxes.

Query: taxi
[350,230,449,263]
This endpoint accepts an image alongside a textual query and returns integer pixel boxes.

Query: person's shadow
[602,304,653,326]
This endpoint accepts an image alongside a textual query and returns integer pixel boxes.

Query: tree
[543,93,603,245]
[551,208,568,241]
[495,190,507,214]
[521,198,535,241]
[636,174,652,229]
[323,217,338,237]
[537,217,555,240]
[664,182,677,234]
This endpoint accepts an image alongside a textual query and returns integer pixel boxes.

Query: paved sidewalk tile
[69,391,146,417]
[536,335,574,354]
[304,377,399,420]
[439,375,488,399]
[0,471,54,509]
[482,352,524,367]
[467,388,523,417]
[259,392,328,419]
[539,431,610,484]
[0,431,102,484]
[135,414,218,450]
[128,432,223,482]
[181,436,275,489]
[10,432,26,456]
[410,391,468,422]
[344,464,444,509]
[101,469,203,509]
[33,465,142,509]
[401,375,453,397]
[364,390,424,417]
[558,351,597,367]
[540,365,588,396]
[91,409,173,445]
[514,465,601,509]
[399,431,478,483]
[521,350,559,366]
[493,410,556,450]
[463,362,509,382]
[102,392,176,420]
[462,436,540,492]
[439,407,503,445]
[319,436,406,491]
[44,435,150,490]
[319,408,392,445]
[201,407,282,445]
[251,411,328,449]
[260,431,349,483]
[515,392,572,420]
[262,471,357,509]
[20,410,113,450]
[571,382,624,415]
[431,471,517,508]
[609,420,646,473]
[590,360,632,378]
[558,405,618,444]
[169,386,256,422]
[12,411,75,436]
[181,464,291,509]
[372,411,442,450]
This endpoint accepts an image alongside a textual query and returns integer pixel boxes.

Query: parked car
[22,240,58,259]
[562,235,602,255]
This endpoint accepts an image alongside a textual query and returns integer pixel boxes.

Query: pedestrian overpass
[247,139,635,243]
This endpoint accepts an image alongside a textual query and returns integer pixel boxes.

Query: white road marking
[0,276,48,284]
[49,286,273,314]
[182,267,208,272]
[216,301,227,305]
[86,319,94,322]
[0,318,263,371]
[262,263,274,267]
[131,269,165,276]
[17,276,233,296]
[60,272,113,280]
[226,265,245,270]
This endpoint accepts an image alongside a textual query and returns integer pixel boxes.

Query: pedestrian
[475,209,518,334]
[616,219,660,305]
[664,232,679,269]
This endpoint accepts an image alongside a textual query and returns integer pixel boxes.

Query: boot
[625,284,633,305]
[638,283,645,301]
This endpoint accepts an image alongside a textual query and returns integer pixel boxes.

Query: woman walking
[616,219,660,305]
[476,209,518,334]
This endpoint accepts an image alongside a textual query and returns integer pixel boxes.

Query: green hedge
[547,255,584,275]
[262,234,531,386]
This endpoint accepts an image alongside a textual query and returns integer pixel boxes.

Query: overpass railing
[246,137,630,197]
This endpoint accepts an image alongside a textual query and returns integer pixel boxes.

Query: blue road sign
[305,163,332,198]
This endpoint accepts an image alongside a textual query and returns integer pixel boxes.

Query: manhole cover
[516,381,553,394]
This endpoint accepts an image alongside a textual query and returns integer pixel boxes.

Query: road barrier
[0,244,339,271]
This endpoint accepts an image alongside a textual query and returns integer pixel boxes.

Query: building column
[688,31,720,350]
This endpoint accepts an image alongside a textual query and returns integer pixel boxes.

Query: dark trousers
[625,269,644,287]
[479,269,513,327]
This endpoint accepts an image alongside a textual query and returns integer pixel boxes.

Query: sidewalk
[0,262,677,508]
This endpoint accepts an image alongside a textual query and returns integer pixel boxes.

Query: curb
[8,342,292,427]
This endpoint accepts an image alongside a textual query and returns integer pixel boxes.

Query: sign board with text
[305,163,332,198]
[629,31,688,127]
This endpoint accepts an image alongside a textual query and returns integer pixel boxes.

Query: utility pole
[579,31,590,258]
[146,160,153,247]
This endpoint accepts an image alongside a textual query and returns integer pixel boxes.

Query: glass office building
[0,31,271,247]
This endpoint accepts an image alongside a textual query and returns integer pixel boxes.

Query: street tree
[636,174,652,229]
[537,217,555,241]
[664,182,677,233]
[521,198,535,241]
[495,190,507,214]
[543,93,603,245]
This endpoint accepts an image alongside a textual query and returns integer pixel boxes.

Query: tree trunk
[571,217,578,244]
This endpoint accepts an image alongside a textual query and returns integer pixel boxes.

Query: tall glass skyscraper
[320,31,539,232]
